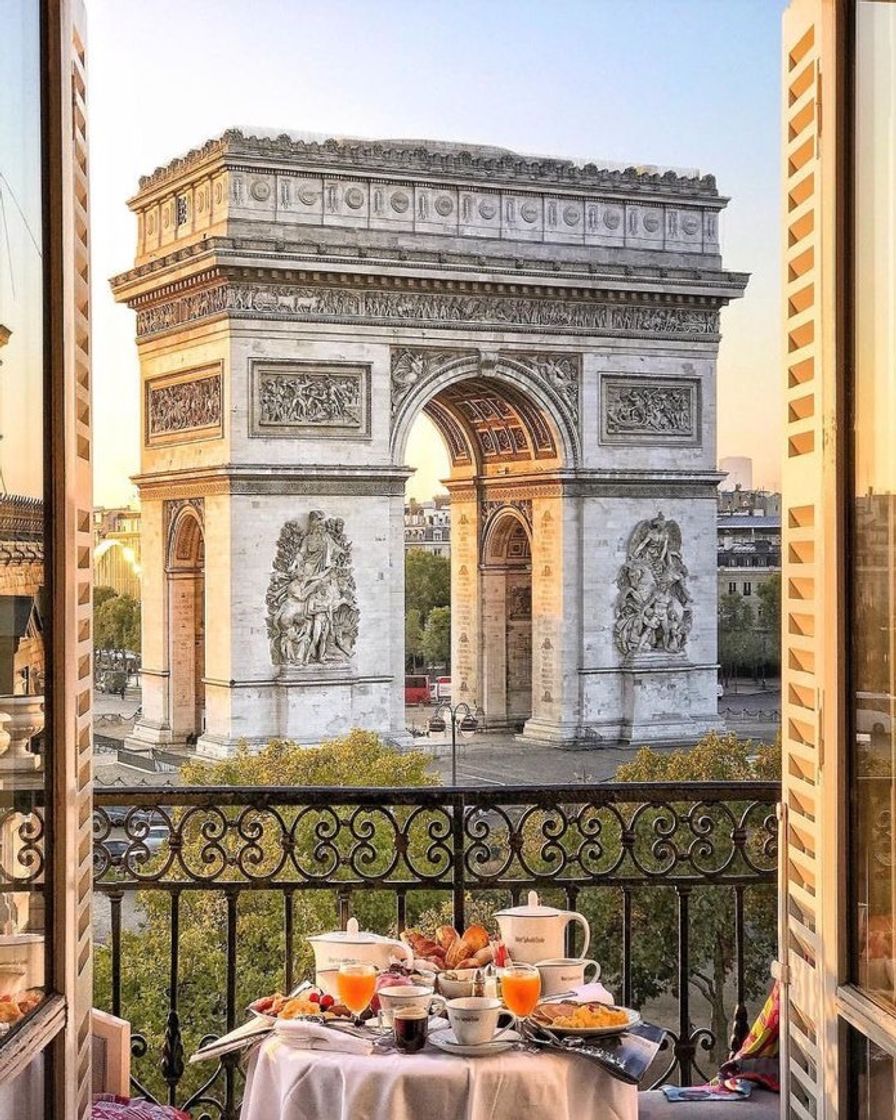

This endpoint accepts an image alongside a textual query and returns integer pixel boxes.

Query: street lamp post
[428,701,478,785]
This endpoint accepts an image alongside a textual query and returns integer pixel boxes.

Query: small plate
[532,1002,641,1037]
[428,1027,520,1056]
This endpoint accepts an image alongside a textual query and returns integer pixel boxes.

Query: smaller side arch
[167,504,205,571]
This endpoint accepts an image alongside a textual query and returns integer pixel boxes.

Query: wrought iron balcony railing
[92,781,779,1120]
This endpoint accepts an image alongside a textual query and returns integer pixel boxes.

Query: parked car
[404,675,430,706]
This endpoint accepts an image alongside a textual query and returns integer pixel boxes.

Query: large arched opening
[396,363,570,733]
[166,506,205,744]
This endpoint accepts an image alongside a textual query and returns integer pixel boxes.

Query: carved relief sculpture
[266,512,360,667]
[147,371,222,440]
[500,353,581,426]
[136,283,721,342]
[390,348,473,415]
[614,514,692,657]
[250,362,370,439]
[602,377,698,444]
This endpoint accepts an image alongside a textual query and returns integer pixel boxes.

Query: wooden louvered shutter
[780,1,846,1117]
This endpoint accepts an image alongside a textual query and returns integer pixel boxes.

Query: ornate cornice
[136,129,721,200]
[109,238,749,299]
[134,464,414,501]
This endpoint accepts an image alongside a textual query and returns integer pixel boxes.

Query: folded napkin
[189,1016,273,1064]
[273,1019,379,1055]
[569,982,615,1005]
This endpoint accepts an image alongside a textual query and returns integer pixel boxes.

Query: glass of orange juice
[501,962,541,1024]
[337,960,378,1025]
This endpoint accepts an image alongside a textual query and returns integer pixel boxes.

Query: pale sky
[86,0,786,507]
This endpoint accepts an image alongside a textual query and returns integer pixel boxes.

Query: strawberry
[308,991,320,1003]
[320,994,335,1010]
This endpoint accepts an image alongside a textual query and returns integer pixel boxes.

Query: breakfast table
[239,1030,639,1120]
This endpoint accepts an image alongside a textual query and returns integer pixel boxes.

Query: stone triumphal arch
[111,131,747,756]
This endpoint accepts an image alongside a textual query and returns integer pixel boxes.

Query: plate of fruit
[248,989,352,1022]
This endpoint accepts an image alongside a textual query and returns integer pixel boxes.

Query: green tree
[405,607,425,671]
[581,732,780,1068]
[94,592,141,653]
[94,731,438,1103]
[94,585,118,610]
[718,590,756,683]
[422,605,451,668]
[756,574,781,675]
[405,551,450,625]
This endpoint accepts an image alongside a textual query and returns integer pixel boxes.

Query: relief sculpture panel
[600,376,699,445]
[265,511,360,668]
[614,513,692,658]
[250,361,370,439]
[146,366,223,445]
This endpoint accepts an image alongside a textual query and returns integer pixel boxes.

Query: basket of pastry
[400,923,493,972]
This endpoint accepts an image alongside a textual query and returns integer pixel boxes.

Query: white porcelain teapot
[308,917,413,986]
[495,891,591,965]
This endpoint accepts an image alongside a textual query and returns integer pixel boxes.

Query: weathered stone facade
[112,130,747,753]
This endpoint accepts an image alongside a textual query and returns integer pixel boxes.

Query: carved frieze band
[600,376,700,446]
[250,360,371,439]
[134,281,722,342]
[146,366,223,445]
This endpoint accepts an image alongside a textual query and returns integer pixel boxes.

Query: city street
[411,685,780,786]
[93,683,780,787]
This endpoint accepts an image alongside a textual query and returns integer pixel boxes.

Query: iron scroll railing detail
[93,781,778,1117]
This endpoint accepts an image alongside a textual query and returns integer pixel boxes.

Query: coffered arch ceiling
[421,376,559,472]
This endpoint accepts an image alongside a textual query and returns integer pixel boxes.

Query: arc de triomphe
[111,131,747,757]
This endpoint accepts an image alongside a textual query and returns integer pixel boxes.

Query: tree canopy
[405,551,450,625]
[405,607,425,671]
[94,591,141,653]
[422,605,451,668]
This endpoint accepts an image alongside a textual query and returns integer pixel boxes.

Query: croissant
[471,945,493,966]
[461,924,490,952]
[435,925,458,949]
[401,930,440,957]
[446,937,471,969]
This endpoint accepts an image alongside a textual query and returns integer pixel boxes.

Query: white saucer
[428,1027,521,1057]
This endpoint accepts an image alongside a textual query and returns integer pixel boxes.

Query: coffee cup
[446,997,514,1047]
[378,985,445,1027]
[535,957,601,998]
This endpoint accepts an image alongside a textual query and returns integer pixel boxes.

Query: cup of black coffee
[393,1005,429,1053]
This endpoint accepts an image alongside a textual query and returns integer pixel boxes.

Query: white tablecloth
[240,1032,637,1120]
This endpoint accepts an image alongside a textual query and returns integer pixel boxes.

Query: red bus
[404,675,430,705]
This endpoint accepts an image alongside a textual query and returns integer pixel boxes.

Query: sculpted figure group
[614,513,692,657]
[266,511,360,667]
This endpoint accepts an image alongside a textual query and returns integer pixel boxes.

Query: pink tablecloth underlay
[240,1033,637,1120]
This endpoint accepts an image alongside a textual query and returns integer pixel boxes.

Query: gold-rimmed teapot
[495,891,591,965]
